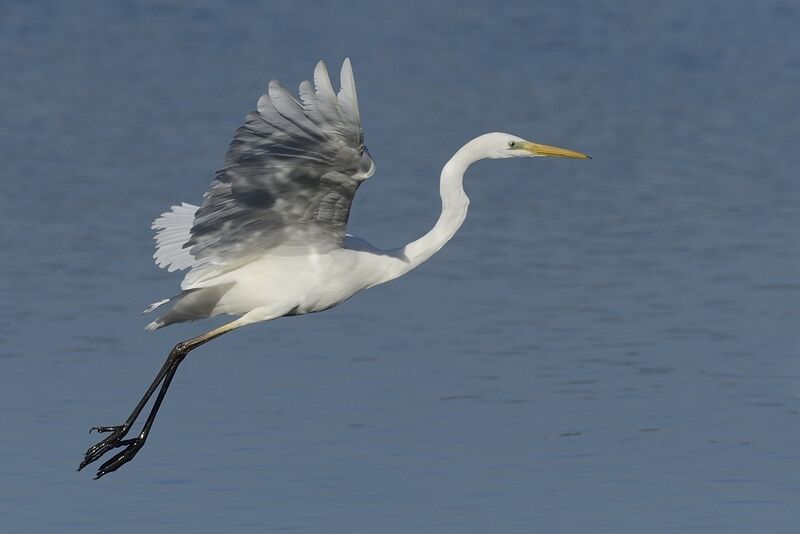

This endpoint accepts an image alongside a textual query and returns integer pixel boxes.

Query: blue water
[1,1,799,532]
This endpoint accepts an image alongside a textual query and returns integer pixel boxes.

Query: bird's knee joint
[171,341,190,355]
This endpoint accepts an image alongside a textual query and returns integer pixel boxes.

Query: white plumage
[151,202,199,272]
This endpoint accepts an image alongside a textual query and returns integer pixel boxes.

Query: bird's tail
[142,285,233,331]
[143,297,174,330]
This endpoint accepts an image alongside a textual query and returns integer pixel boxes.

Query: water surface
[1,1,798,532]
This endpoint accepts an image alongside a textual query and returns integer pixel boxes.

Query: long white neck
[402,149,472,266]
[367,138,493,286]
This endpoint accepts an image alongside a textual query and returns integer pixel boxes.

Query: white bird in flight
[79,58,589,478]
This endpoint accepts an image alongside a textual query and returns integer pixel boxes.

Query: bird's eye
[508,141,517,149]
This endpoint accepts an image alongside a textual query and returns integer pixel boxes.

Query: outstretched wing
[185,58,374,274]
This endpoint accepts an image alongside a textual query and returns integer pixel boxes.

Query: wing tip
[314,60,335,95]
[337,57,360,124]
[340,58,354,85]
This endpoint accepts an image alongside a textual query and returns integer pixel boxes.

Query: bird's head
[474,132,591,160]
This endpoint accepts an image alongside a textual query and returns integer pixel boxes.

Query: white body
[161,240,399,326]
[146,132,586,331]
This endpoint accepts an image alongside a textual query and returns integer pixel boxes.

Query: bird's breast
[213,248,370,318]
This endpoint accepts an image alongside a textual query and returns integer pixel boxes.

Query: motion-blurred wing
[185,58,374,275]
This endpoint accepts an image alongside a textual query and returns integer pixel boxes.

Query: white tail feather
[145,319,165,331]
[143,298,170,314]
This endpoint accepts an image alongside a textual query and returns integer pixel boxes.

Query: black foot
[93,436,147,479]
[78,424,130,472]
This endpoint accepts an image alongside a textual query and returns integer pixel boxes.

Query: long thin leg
[78,348,182,470]
[79,319,242,478]
[91,352,185,478]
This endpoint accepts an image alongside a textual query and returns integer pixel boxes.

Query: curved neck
[402,156,470,266]
[361,137,497,289]
[384,139,493,280]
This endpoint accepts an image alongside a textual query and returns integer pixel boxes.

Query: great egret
[79,58,589,478]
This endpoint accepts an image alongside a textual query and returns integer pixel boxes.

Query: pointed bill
[522,141,591,159]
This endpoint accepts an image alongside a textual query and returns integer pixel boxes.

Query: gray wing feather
[185,59,374,272]
[337,59,360,127]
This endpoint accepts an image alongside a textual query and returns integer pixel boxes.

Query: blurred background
[1,1,798,532]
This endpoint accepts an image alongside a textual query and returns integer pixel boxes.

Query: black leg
[79,320,241,478]
[78,344,184,472]
[91,351,187,478]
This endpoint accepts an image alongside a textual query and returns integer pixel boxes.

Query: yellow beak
[521,141,591,159]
